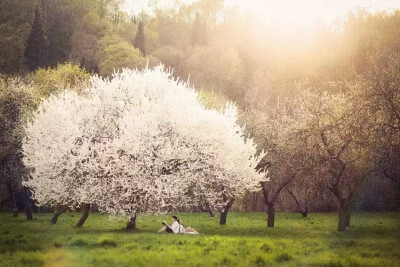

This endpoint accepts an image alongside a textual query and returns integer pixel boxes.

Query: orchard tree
[296,89,376,231]
[285,170,325,217]
[243,93,314,227]
[364,51,400,207]
[23,92,96,225]
[23,66,267,229]
[87,68,266,227]
[0,77,35,219]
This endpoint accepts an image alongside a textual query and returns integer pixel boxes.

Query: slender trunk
[126,213,137,230]
[253,193,259,212]
[301,210,308,218]
[10,193,19,217]
[338,206,346,232]
[219,198,234,225]
[24,187,33,220]
[219,211,228,225]
[344,206,351,227]
[208,209,215,217]
[205,202,215,217]
[50,206,66,224]
[6,181,18,217]
[75,204,90,227]
[267,203,275,227]
[287,189,308,217]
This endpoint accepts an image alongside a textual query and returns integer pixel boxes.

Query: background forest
[1,0,399,218]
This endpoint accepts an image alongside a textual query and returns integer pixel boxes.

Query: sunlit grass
[0,212,399,266]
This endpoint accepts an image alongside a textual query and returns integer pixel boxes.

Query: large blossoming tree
[23,66,267,228]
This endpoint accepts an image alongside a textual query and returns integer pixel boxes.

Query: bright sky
[123,0,400,26]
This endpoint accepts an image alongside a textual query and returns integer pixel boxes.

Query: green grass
[0,212,399,267]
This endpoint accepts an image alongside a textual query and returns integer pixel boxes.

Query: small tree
[296,89,375,231]
[0,77,35,219]
[134,21,146,56]
[243,94,313,227]
[364,51,400,208]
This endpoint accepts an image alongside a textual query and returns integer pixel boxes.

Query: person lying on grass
[178,219,199,234]
[157,216,199,234]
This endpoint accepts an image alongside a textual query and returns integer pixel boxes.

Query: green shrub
[29,63,90,101]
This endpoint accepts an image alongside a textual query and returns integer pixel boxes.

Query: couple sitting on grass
[157,215,199,234]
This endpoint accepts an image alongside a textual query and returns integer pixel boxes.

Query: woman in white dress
[157,216,199,234]
[157,216,181,233]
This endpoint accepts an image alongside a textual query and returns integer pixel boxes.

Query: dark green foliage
[134,21,146,56]
[47,12,71,67]
[24,8,48,72]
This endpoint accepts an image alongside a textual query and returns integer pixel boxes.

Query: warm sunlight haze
[124,0,400,26]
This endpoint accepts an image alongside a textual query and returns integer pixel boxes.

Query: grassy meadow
[0,212,399,267]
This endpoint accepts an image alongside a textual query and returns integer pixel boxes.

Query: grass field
[0,212,399,267]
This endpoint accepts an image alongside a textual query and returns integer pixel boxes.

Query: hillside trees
[69,12,110,73]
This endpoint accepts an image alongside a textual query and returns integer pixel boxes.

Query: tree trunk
[126,213,137,230]
[11,193,18,217]
[75,204,90,227]
[24,187,33,220]
[300,209,308,218]
[50,206,66,224]
[219,198,234,225]
[344,206,351,227]
[286,189,308,218]
[205,202,215,217]
[208,209,215,217]
[338,207,346,232]
[267,203,275,227]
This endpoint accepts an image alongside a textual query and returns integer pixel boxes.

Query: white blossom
[23,66,267,216]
